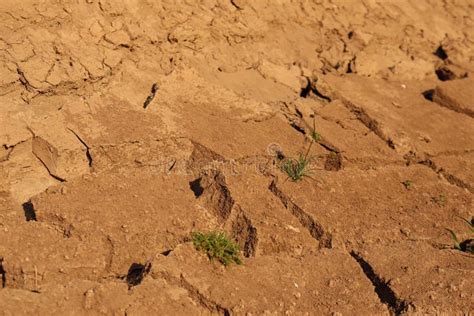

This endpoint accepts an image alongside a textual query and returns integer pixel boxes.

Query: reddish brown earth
[1,1,473,314]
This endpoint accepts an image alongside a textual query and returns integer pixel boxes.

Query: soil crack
[230,206,258,257]
[230,0,242,10]
[350,251,410,315]
[67,128,93,167]
[27,127,66,182]
[104,235,114,274]
[269,180,332,248]
[199,171,235,223]
[1,139,31,162]
[143,82,159,109]
[300,76,331,102]
[419,159,473,193]
[0,257,6,288]
[156,271,230,315]
[16,67,35,92]
[340,99,395,149]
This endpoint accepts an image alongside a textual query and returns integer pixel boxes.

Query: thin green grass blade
[446,228,461,250]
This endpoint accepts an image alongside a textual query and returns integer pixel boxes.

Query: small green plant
[432,193,447,206]
[310,116,321,143]
[280,153,312,181]
[402,180,413,189]
[279,117,320,182]
[459,216,474,233]
[191,231,242,266]
[446,216,474,253]
[446,228,462,250]
[311,130,321,142]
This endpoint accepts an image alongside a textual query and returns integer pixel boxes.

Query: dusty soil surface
[1,0,473,314]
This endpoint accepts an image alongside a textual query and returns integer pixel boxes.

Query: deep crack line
[230,0,242,10]
[419,159,473,193]
[143,82,159,109]
[156,271,230,315]
[269,180,332,248]
[67,128,93,167]
[31,150,67,182]
[350,251,410,315]
[340,99,396,150]
[0,257,6,288]
[16,67,34,92]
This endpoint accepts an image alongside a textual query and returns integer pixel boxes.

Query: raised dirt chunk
[29,114,90,181]
[0,278,207,315]
[30,170,217,275]
[152,243,386,314]
[357,241,474,314]
[320,74,474,157]
[433,77,474,117]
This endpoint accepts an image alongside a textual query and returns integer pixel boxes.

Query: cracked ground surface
[1,0,473,314]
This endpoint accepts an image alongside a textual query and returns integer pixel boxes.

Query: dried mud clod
[431,77,474,118]
[191,171,259,257]
[187,142,226,176]
[324,152,343,171]
[230,208,258,258]
[199,171,235,223]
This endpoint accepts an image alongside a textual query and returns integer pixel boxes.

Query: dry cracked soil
[1,0,474,315]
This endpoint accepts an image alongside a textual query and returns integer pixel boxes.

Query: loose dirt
[1,0,473,314]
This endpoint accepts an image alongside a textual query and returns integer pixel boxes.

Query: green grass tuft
[280,154,312,181]
[279,116,320,182]
[191,231,242,266]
